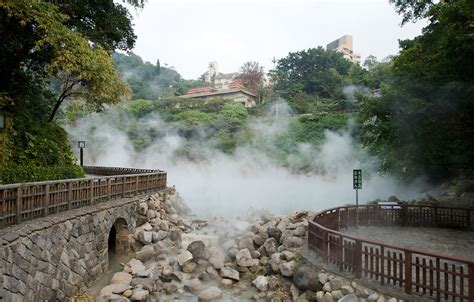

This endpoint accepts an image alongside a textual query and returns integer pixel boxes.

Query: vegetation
[0,0,142,183]
[358,0,474,179]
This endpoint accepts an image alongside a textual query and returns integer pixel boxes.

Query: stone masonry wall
[0,196,145,301]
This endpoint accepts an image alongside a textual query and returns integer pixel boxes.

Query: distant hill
[112,52,206,99]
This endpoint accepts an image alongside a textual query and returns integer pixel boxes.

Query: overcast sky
[129,0,427,79]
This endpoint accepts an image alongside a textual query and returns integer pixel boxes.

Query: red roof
[187,86,216,94]
[180,87,256,99]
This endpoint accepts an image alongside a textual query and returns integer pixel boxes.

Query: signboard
[353,169,362,189]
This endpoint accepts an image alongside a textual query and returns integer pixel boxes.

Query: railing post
[135,176,139,196]
[354,239,362,278]
[43,184,50,216]
[401,205,407,227]
[16,185,22,224]
[67,182,73,210]
[322,230,328,263]
[468,263,474,302]
[90,179,94,205]
[404,251,412,295]
[107,178,111,200]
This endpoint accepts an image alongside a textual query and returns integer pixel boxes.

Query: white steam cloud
[66,100,426,216]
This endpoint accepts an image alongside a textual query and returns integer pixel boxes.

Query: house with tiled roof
[179,84,256,107]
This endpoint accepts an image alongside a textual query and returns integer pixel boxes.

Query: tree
[271,47,354,99]
[359,0,474,179]
[236,61,265,93]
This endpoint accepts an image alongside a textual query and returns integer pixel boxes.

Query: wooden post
[135,176,139,196]
[16,186,22,224]
[381,246,385,285]
[354,239,362,278]
[404,251,413,295]
[0,189,4,229]
[107,178,112,200]
[43,184,50,216]
[67,182,73,210]
[90,179,94,205]
[468,263,474,302]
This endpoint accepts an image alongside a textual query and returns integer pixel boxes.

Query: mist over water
[67,100,426,216]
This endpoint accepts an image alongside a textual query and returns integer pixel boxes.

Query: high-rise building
[326,35,361,64]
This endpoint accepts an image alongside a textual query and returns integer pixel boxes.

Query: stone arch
[108,217,132,255]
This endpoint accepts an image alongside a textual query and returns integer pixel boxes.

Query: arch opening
[108,218,132,256]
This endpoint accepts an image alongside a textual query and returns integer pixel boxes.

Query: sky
[128,0,427,79]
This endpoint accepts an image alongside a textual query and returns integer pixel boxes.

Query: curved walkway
[342,226,474,261]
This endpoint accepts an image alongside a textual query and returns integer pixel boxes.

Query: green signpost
[353,169,362,228]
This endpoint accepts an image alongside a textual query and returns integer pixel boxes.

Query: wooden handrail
[308,204,474,301]
[0,166,167,230]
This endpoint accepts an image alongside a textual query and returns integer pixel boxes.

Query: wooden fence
[308,205,474,302]
[0,166,167,229]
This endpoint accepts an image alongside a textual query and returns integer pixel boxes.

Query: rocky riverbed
[85,187,402,302]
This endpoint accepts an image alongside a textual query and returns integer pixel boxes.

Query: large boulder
[100,284,130,295]
[127,259,146,275]
[138,202,148,216]
[338,294,358,302]
[236,249,258,267]
[137,231,152,245]
[262,238,278,255]
[267,227,282,242]
[198,286,222,301]
[187,240,206,260]
[110,272,132,285]
[130,288,149,301]
[220,267,240,281]
[292,265,322,292]
[208,247,225,269]
[252,275,269,292]
[279,260,297,277]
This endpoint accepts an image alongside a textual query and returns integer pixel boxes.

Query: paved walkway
[342,226,474,260]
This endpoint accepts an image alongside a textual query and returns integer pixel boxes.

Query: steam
[66,100,426,216]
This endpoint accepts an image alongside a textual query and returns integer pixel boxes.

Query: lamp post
[353,169,362,228]
[77,141,85,166]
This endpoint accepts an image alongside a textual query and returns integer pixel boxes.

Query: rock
[238,237,255,251]
[100,284,130,295]
[293,226,306,237]
[279,260,297,277]
[169,230,182,244]
[323,282,332,292]
[137,231,153,245]
[110,272,132,285]
[253,275,269,292]
[99,294,129,302]
[322,292,335,302]
[182,261,197,273]
[221,279,234,287]
[316,291,324,301]
[138,202,148,216]
[146,209,156,219]
[319,273,329,284]
[293,266,322,292]
[282,236,305,248]
[184,278,205,294]
[331,290,343,299]
[123,289,132,298]
[338,294,358,302]
[187,240,206,260]
[267,227,282,242]
[367,293,379,301]
[340,285,354,295]
[281,250,296,261]
[136,269,151,278]
[220,267,240,281]
[236,249,259,267]
[206,266,219,280]
[127,259,146,275]
[330,279,343,290]
[253,234,267,246]
[135,245,154,261]
[262,238,278,255]
[152,231,168,242]
[208,247,225,269]
[177,250,193,266]
[130,288,149,301]
[198,286,222,301]
[162,264,173,276]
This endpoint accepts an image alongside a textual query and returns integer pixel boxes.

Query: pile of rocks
[97,192,401,302]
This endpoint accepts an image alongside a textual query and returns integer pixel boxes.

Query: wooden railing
[308,205,474,302]
[0,166,167,229]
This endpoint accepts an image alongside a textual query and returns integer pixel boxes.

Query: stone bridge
[0,166,167,301]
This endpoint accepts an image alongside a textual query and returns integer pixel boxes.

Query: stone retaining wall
[0,196,144,301]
